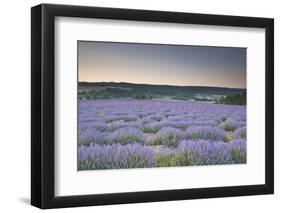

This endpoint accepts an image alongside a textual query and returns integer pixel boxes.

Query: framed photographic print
[31,3,274,209]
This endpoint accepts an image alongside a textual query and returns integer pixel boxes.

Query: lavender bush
[109,127,147,145]
[152,127,186,147]
[176,140,233,165]
[78,143,155,170]
[160,120,192,130]
[186,126,227,141]
[141,121,163,133]
[233,127,247,139]
[220,118,239,131]
[229,139,246,163]
[78,139,246,169]
[79,129,108,146]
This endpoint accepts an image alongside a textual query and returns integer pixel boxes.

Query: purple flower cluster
[191,120,218,127]
[177,140,234,165]
[160,120,192,130]
[109,127,147,145]
[233,127,247,139]
[79,127,147,146]
[229,139,246,163]
[221,118,239,131]
[107,120,142,132]
[186,126,227,141]
[78,139,246,169]
[78,143,154,170]
[104,115,139,123]
[142,121,163,133]
[79,128,108,146]
[153,127,186,147]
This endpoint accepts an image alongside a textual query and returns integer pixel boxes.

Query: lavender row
[79,125,246,147]
[79,100,246,138]
[78,139,246,170]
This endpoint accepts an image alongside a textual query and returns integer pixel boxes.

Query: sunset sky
[78,41,246,89]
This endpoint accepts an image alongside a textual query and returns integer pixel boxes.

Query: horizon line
[78,81,246,90]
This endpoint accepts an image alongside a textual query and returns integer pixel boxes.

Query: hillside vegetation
[78,82,245,104]
[215,91,246,105]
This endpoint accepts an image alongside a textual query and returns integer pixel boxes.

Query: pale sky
[78,41,246,89]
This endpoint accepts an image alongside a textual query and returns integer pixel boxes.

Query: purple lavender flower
[113,144,155,168]
[160,120,192,130]
[105,115,139,123]
[140,116,155,124]
[190,120,217,127]
[229,139,246,163]
[177,140,234,165]
[186,126,227,141]
[141,121,163,133]
[78,143,154,170]
[109,127,147,145]
[79,128,108,146]
[233,127,247,139]
[221,118,239,131]
[78,144,114,170]
[153,127,186,147]
[107,120,142,132]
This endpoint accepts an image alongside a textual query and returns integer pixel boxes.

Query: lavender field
[78,100,246,170]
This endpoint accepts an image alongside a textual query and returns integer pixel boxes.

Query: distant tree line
[78,82,246,102]
[216,91,246,105]
[134,94,154,99]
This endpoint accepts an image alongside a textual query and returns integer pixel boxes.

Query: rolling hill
[78,82,246,103]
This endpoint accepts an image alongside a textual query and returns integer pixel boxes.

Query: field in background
[78,82,246,104]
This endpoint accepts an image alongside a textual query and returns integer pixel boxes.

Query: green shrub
[155,153,190,167]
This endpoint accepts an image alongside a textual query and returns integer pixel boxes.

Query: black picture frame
[31,3,274,209]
